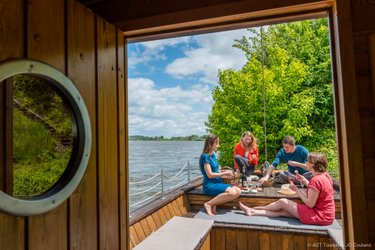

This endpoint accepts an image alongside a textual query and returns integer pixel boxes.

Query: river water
[129,140,204,209]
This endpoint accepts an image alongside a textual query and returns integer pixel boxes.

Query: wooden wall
[349,2,375,245]
[129,195,189,249]
[0,0,127,250]
[210,227,338,250]
[334,0,375,246]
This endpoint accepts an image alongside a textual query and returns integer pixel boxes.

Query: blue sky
[127,28,250,137]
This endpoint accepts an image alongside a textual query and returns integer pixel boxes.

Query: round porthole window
[0,59,91,216]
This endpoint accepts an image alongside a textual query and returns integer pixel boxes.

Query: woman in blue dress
[199,134,241,215]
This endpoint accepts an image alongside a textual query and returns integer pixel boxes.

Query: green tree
[206,18,338,176]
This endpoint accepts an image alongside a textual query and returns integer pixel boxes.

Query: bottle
[262,162,269,177]
[241,166,247,188]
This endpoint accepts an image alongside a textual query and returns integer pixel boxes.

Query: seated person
[233,131,259,177]
[260,136,312,184]
[239,152,335,226]
[200,134,241,216]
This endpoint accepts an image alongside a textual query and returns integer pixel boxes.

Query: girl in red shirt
[239,152,335,225]
[233,131,259,176]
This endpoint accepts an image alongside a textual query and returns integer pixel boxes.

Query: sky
[127,28,250,138]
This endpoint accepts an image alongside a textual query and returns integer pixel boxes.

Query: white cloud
[166,29,249,84]
[128,28,251,136]
[128,78,213,137]
[128,37,192,68]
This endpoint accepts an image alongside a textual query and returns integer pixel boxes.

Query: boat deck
[187,182,341,219]
[129,179,343,249]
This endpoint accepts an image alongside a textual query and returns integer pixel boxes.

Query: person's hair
[308,152,328,173]
[240,131,257,148]
[202,134,219,154]
[282,136,295,146]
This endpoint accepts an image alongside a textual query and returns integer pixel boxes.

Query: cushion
[133,216,214,250]
[194,208,341,231]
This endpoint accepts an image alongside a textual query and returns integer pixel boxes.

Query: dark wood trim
[0,78,13,195]
[333,0,369,246]
[0,80,5,192]
[126,10,328,43]
[118,0,334,36]
[4,79,13,195]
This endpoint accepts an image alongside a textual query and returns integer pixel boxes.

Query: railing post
[187,161,191,183]
[161,168,165,199]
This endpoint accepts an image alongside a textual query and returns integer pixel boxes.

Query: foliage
[13,151,71,197]
[206,18,339,177]
[13,75,73,136]
[13,99,71,197]
[129,134,206,141]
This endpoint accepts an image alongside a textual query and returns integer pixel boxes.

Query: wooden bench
[195,208,343,250]
[187,185,342,219]
[132,216,214,250]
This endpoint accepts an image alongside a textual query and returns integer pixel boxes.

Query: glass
[2,74,73,199]
[0,59,91,216]
[288,174,296,183]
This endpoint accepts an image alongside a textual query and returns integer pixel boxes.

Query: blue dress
[199,153,232,196]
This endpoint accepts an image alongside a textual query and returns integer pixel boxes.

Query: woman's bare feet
[239,202,253,216]
[204,202,214,216]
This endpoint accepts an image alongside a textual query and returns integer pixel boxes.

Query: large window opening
[127,15,340,215]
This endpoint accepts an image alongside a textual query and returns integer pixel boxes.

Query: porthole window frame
[0,59,92,216]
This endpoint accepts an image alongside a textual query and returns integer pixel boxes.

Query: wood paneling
[351,0,375,33]
[0,0,24,61]
[0,214,25,250]
[1,0,125,249]
[210,227,339,250]
[212,227,226,250]
[246,230,260,250]
[129,196,190,249]
[27,0,65,72]
[27,0,67,249]
[0,0,25,249]
[107,0,334,38]
[97,16,120,250]
[67,0,98,249]
[349,1,375,245]
[199,233,211,250]
[370,34,375,114]
[0,80,13,195]
[333,0,369,247]
[118,29,128,250]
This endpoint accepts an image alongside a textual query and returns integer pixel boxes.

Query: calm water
[129,140,204,209]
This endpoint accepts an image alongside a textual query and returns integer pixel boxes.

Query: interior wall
[350,1,375,244]
[334,0,375,246]
[0,0,127,249]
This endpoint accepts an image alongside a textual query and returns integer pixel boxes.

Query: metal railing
[129,161,202,209]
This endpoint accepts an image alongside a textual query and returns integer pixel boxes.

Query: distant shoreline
[129,135,206,141]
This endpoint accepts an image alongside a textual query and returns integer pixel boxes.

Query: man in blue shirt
[260,136,312,184]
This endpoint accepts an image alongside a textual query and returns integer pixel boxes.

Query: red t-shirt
[233,143,259,169]
[297,172,335,225]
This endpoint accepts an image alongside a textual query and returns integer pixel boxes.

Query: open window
[127,12,341,216]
